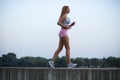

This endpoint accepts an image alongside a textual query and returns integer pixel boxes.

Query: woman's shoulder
[60,14,67,20]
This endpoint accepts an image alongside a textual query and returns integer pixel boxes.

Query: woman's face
[67,7,70,13]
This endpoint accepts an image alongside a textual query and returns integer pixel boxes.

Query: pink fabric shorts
[59,28,68,38]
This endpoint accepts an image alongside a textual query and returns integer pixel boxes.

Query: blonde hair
[60,6,69,18]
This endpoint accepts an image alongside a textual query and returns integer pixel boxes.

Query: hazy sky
[0,0,120,58]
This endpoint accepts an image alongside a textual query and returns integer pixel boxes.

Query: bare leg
[62,36,71,64]
[52,38,63,62]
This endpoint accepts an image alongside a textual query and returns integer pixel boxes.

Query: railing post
[18,69,21,80]
[88,69,92,80]
[2,68,6,80]
[101,70,104,80]
[109,70,112,80]
[48,69,52,80]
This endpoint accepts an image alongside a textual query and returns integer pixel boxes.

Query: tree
[0,53,120,68]
[19,56,48,67]
[90,58,100,67]
[74,57,86,67]
[106,56,120,67]
[84,58,90,67]
[55,56,67,67]
[1,52,17,66]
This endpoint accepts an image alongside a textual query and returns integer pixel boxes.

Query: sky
[0,0,120,59]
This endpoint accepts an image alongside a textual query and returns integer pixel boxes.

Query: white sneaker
[67,63,77,68]
[48,61,55,68]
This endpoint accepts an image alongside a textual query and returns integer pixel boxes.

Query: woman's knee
[66,47,70,51]
[62,36,70,50]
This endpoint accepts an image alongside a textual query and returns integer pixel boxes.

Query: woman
[49,6,77,68]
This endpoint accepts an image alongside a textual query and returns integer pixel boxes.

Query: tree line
[0,53,120,68]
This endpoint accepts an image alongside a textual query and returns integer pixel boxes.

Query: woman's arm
[69,21,75,28]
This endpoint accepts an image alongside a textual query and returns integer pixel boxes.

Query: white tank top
[62,17,71,26]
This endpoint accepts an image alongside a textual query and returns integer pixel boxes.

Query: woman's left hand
[70,21,75,27]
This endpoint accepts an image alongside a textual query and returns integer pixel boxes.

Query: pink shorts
[59,28,68,38]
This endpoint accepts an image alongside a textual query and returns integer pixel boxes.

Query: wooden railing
[0,67,120,80]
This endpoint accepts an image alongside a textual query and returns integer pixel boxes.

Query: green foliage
[106,56,120,67]
[90,58,100,67]
[1,53,17,66]
[0,53,120,68]
[55,56,67,67]
[74,58,86,67]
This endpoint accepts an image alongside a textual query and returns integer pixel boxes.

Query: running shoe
[48,60,55,68]
[67,63,77,68]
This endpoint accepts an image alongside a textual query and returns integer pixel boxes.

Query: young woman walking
[49,6,77,68]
